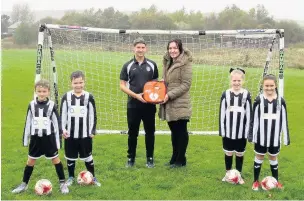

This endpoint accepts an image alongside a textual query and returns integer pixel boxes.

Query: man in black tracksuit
[119,37,158,168]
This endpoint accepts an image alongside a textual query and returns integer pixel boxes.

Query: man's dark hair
[133,37,146,46]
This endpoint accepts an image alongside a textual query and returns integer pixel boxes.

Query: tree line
[2,3,304,46]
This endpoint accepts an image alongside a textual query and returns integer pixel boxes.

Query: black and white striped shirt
[249,94,290,147]
[23,98,61,148]
[219,89,252,139]
[60,91,97,138]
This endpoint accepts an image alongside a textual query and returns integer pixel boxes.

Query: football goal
[34,24,285,135]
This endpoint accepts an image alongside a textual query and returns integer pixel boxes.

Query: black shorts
[254,143,280,156]
[28,135,59,159]
[222,137,247,154]
[64,137,92,160]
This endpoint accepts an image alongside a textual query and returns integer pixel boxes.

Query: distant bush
[289,42,304,48]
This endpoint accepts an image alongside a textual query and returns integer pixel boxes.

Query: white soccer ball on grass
[224,169,241,184]
[261,176,278,190]
[34,179,52,195]
[77,170,93,185]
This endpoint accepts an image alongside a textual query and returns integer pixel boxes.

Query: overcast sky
[1,0,303,20]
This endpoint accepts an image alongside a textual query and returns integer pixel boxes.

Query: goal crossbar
[44,24,283,36]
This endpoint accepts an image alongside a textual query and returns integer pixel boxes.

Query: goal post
[35,24,285,135]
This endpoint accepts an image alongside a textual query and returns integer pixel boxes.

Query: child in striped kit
[249,74,290,191]
[219,68,252,184]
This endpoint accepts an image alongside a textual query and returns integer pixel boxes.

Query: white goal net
[36,24,285,135]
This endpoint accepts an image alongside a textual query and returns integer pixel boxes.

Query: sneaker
[277,181,283,189]
[92,177,101,187]
[12,182,28,194]
[60,182,69,194]
[239,176,245,185]
[66,177,74,186]
[126,158,135,168]
[146,157,154,168]
[252,181,259,191]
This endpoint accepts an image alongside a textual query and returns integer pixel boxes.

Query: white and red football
[34,179,52,195]
[77,170,93,185]
[261,176,278,190]
[224,169,241,184]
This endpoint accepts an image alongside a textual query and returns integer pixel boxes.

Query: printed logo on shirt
[262,113,278,119]
[228,106,244,112]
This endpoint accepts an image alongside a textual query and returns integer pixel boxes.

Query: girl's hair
[230,69,245,80]
[70,70,85,81]
[35,79,50,90]
[167,38,183,53]
[262,74,277,85]
[262,74,278,95]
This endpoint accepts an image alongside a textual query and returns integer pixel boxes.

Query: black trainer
[126,158,135,168]
[146,157,154,168]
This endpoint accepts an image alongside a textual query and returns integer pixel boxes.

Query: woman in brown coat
[160,38,192,167]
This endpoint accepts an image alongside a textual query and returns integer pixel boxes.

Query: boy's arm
[60,94,68,133]
[89,94,97,136]
[23,104,32,146]
[52,106,62,149]
[281,98,290,145]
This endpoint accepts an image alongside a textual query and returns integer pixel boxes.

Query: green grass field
[2,49,304,200]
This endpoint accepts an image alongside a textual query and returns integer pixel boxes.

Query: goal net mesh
[40,26,281,134]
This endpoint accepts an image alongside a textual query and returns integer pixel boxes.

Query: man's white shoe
[12,182,28,194]
[60,182,69,194]
[222,176,226,182]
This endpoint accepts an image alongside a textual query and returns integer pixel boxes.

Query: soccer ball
[224,169,241,184]
[261,176,278,190]
[34,179,52,195]
[77,170,93,185]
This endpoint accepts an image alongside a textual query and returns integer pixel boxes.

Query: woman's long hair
[166,38,183,66]
[167,38,183,53]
